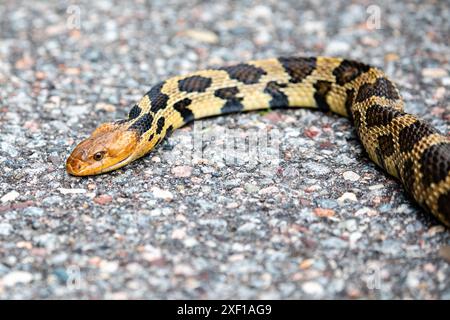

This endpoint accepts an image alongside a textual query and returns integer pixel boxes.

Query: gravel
[0,0,449,299]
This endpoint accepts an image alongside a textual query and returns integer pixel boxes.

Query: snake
[66,56,450,227]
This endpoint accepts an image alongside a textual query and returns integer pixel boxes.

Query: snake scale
[66,56,450,227]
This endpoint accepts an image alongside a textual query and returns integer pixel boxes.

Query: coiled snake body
[67,56,450,226]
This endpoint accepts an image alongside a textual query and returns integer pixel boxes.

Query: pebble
[301,281,324,297]
[238,222,257,233]
[58,188,86,195]
[426,225,445,236]
[322,237,348,249]
[99,260,119,274]
[244,183,260,193]
[299,259,314,270]
[42,196,63,206]
[368,184,385,190]
[0,142,19,157]
[182,29,219,44]
[325,40,350,55]
[421,68,447,79]
[1,190,20,203]
[171,228,186,240]
[151,187,174,201]
[343,219,358,232]
[313,208,335,218]
[23,207,44,217]
[337,192,358,203]
[171,166,193,178]
[342,171,360,181]
[303,162,331,176]
[0,223,13,236]
[406,271,420,289]
[438,245,450,263]
[258,186,279,195]
[95,102,116,112]
[93,194,113,205]
[1,271,33,287]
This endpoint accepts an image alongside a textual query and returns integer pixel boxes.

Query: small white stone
[171,165,193,178]
[303,21,325,33]
[421,68,448,79]
[100,260,119,273]
[151,187,174,201]
[0,142,19,157]
[58,188,86,195]
[406,271,420,288]
[94,102,116,112]
[174,264,196,276]
[344,219,358,232]
[2,271,33,287]
[141,246,162,262]
[349,231,362,244]
[171,228,186,240]
[183,237,198,247]
[252,5,272,19]
[338,192,358,203]
[1,190,20,203]
[0,223,13,236]
[238,222,257,233]
[183,29,219,44]
[231,243,247,252]
[258,186,279,195]
[302,281,324,297]
[325,40,350,55]
[343,171,360,181]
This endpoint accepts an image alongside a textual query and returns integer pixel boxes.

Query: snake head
[66,123,139,176]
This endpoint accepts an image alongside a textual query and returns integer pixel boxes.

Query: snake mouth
[66,152,135,176]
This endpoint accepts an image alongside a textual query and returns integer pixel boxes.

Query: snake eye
[93,151,105,161]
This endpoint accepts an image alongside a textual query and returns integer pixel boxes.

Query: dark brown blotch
[377,134,396,158]
[420,142,450,186]
[166,125,174,137]
[437,190,450,220]
[215,87,244,114]
[178,75,212,93]
[345,89,355,122]
[313,80,332,112]
[129,113,153,135]
[332,59,371,86]
[401,158,415,195]
[128,105,142,120]
[156,117,165,135]
[173,98,194,123]
[355,77,400,103]
[219,63,267,84]
[278,57,316,83]
[365,104,403,127]
[398,120,436,153]
[148,81,170,114]
[264,81,289,109]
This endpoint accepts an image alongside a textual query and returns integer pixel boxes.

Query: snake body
[66,56,450,226]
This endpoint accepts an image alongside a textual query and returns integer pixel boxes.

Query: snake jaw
[66,125,139,176]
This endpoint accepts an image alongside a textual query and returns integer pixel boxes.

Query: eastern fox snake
[66,57,450,227]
